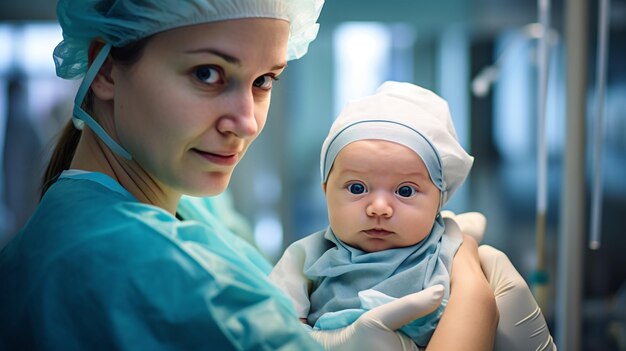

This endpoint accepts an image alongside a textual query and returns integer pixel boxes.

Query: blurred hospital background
[1,1,625,350]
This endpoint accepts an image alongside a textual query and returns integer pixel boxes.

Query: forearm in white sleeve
[269,245,312,319]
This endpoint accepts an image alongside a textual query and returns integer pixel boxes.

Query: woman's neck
[70,128,181,214]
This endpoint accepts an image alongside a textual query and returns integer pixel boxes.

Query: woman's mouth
[192,149,238,166]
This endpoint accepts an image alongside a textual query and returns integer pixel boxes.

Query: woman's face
[324,140,441,252]
[110,18,290,197]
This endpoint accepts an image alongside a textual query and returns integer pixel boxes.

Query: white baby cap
[320,81,474,205]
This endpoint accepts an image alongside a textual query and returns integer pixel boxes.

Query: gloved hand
[309,284,445,351]
[479,245,557,351]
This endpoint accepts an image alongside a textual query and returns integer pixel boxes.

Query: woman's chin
[183,173,231,197]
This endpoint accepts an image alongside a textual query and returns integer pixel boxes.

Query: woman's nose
[366,194,393,218]
[216,88,258,138]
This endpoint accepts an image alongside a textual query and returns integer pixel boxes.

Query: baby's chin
[351,239,401,253]
[355,238,425,253]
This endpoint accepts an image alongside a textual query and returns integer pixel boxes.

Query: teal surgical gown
[0,171,322,350]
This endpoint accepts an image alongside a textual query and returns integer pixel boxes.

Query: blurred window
[333,22,415,116]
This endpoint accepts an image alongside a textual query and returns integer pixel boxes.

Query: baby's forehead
[334,139,431,174]
[339,138,425,155]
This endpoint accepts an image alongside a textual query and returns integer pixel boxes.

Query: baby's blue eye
[397,185,416,197]
[195,66,221,84]
[347,183,366,195]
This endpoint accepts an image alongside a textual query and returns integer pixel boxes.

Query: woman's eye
[253,75,274,90]
[347,183,366,195]
[396,185,416,198]
[194,66,222,85]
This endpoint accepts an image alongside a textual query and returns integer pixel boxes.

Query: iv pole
[531,0,551,311]
[557,0,588,349]
[589,0,610,250]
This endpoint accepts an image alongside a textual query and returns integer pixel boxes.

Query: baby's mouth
[363,229,393,237]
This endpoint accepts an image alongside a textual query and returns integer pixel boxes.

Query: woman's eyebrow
[185,48,241,66]
[271,62,288,71]
[184,47,287,71]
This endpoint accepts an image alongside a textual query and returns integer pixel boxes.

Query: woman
[0,1,500,350]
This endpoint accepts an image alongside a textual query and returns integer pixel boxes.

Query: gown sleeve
[31,207,322,351]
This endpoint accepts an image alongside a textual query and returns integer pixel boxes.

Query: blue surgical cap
[54,0,324,79]
[54,0,324,160]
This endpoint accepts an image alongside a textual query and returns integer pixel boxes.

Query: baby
[270,81,475,347]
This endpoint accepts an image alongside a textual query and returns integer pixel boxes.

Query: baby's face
[324,140,441,252]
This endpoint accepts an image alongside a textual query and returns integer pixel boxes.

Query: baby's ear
[322,183,327,194]
[88,41,115,100]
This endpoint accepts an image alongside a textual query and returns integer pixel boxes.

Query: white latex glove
[479,245,557,351]
[309,284,445,351]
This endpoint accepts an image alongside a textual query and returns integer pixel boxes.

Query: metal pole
[556,0,587,349]
[533,0,551,312]
[589,0,610,250]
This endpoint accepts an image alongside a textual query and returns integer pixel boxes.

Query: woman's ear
[88,41,115,100]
